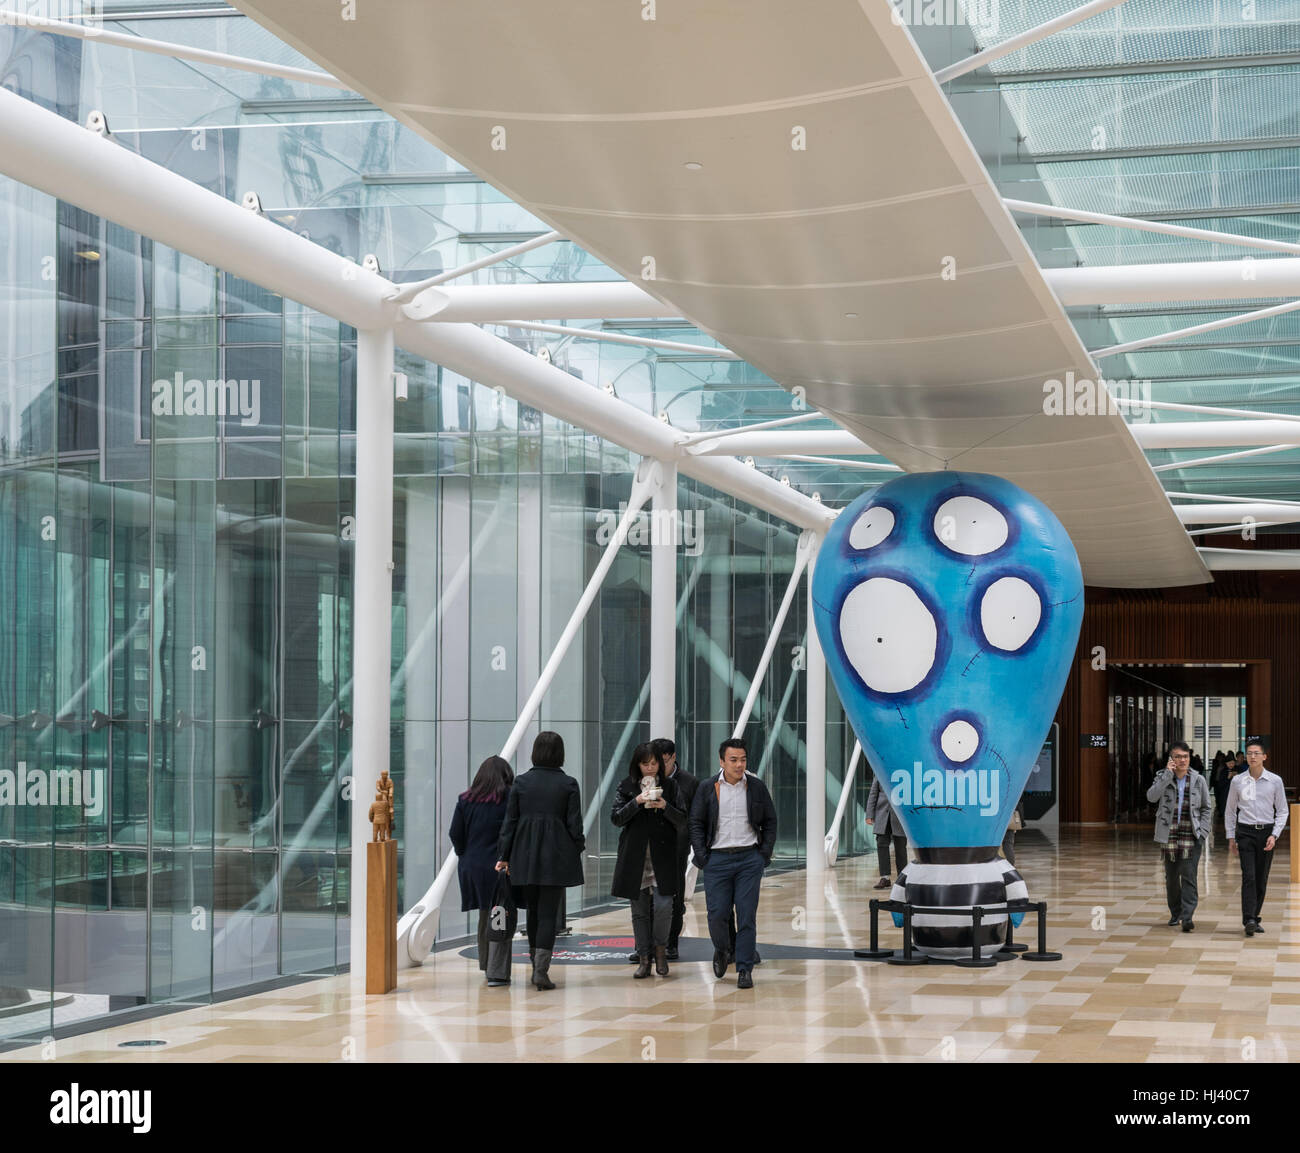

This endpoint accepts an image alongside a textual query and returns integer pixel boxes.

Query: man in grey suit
[1146,740,1213,932]
[866,769,907,891]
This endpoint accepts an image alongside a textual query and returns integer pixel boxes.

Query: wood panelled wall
[1055,597,1300,822]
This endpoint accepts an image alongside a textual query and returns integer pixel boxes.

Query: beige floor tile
[1,826,1293,1062]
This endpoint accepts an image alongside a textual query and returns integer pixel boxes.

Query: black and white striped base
[889,849,1028,959]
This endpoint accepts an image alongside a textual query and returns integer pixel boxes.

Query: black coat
[667,768,699,861]
[497,765,586,888]
[688,770,778,867]
[610,775,687,899]
[449,793,510,911]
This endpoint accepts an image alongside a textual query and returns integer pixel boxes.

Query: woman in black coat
[496,730,585,991]
[449,755,516,987]
[611,742,686,979]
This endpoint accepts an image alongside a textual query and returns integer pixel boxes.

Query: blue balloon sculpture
[811,471,1084,957]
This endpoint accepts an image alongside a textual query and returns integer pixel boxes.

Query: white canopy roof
[232,0,1211,587]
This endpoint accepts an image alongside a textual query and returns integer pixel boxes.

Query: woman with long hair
[496,731,585,991]
[449,755,517,986]
[610,742,687,978]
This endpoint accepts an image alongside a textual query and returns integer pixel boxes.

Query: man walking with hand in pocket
[689,738,777,989]
[1225,740,1288,937]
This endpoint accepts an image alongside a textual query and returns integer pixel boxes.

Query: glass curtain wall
[0,11,871,1042]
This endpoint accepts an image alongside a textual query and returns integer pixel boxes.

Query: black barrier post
[1019,900,1063,962]
[855,897,895,960]
[887,901,928,966]
[954,905,998,968]
[1000,904,1028,955]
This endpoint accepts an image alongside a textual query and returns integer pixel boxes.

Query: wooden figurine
[368,786,392,842]
[378,768,395,826]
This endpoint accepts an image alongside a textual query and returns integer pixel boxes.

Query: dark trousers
[876,832,907,876]
[522,884,563,952]
[668,850,689,947]
[1163,837,1202,921]
[631,886,673,952]
[703,848,764,971]
[1236,826,1275,925]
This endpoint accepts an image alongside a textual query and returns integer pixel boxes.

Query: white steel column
[733,530,813,737]
[650,462,678,738]
[350,327,395,979]
[824,741,862,868]
[1045,258,1300,305]
[804,534,826,878]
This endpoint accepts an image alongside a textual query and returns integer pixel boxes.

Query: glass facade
[922,1,1300,503]
[0,9,872,1040]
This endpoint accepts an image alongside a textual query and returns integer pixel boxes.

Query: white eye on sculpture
[839,578,936,694]
[940,720,979,763]
[933,496,1008,557]
[849,506,894,550]
[980,576,1041,651]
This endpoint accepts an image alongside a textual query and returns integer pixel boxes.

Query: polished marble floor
[4,825,1296,1062]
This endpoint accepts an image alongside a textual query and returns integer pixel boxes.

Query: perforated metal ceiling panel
[231,0,1210,587]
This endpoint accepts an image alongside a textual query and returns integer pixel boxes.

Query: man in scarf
[1146,741,1212,932]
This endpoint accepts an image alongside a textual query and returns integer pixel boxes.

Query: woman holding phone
[610,743,687,979]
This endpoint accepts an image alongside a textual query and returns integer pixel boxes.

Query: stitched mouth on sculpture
[890,764,1000,817]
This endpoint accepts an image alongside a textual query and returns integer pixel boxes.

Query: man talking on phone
[1146,741,1212,932]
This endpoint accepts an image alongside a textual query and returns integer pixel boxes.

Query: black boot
[654,945,669,977]
[633,930,652,978]
[532,948,555,990]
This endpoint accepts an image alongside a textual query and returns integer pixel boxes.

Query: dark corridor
[1107,663,1249,823]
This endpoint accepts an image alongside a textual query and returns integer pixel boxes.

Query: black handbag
[487,870,517,944]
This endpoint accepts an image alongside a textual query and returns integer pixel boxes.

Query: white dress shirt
[712,773,758,850]
[1225,767,1289,840]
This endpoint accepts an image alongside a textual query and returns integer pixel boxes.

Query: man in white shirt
[688,738,778,989]
[1225,740,1289,937]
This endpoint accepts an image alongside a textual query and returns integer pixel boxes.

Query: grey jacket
[1146,769,1212,844]
[866,774,901,839]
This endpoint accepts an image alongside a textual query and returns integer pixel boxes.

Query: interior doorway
[1106,662,1249,823]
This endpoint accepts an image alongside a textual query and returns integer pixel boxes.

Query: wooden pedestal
[366,839,398,994]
